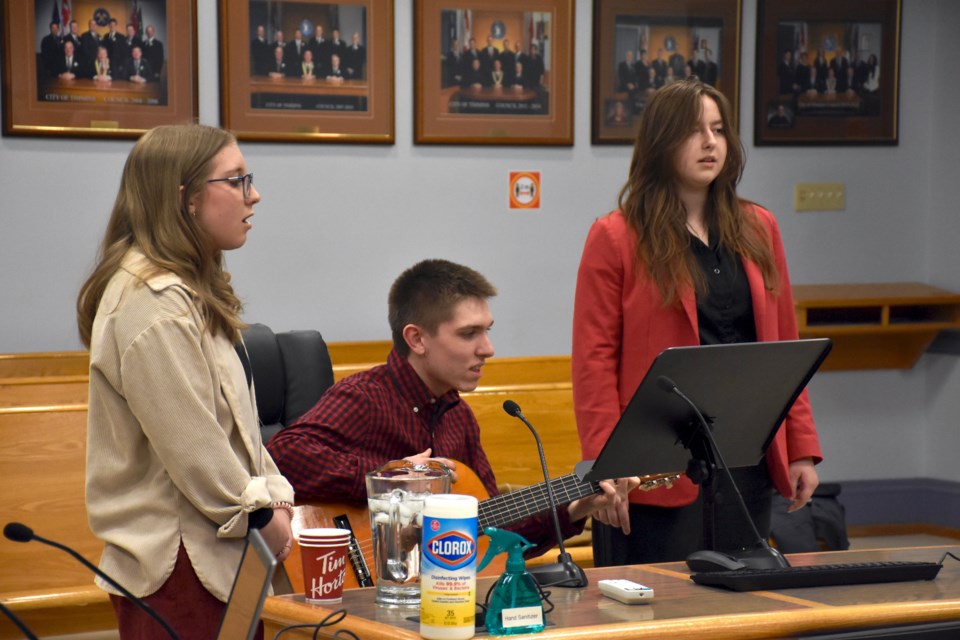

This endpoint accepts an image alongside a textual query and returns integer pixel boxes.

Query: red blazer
[572,205,822,507]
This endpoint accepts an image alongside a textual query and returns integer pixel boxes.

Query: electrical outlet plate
[794,182,845,212]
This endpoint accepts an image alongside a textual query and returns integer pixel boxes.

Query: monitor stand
[683,415,788,569]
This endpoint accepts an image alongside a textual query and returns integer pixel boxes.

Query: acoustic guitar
[285,465,679,592]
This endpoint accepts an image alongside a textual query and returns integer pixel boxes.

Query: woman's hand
[787,457,819,512]
[260,506,294,561]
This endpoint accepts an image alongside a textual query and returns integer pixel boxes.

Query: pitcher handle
[385,494,408,581]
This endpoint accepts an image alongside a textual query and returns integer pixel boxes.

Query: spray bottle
[477,527,545,636]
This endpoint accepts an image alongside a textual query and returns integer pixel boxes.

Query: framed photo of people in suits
[218,0,394,144]
[2,0,196,138]
[591,0,742,145]
[414,0,574,146]
[754,0,901,146]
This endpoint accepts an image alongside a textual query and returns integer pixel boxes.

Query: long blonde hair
[77,124,245,347]
[618,78,777,305]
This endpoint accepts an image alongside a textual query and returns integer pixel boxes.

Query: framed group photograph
[2,0,197,138]
[754,0,901,146]
[218,0,394,143]
[591,0,741,145]
[414,0,574,146]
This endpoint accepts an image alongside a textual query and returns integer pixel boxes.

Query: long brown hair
[77,124,245,347]
[617,78,777,305]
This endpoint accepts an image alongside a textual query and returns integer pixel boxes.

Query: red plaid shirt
[267,349,582,555]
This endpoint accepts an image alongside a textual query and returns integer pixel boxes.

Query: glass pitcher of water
[365,459,452,607]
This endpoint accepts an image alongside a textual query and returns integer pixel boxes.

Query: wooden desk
[797,92,862,114]
[0,586,112,640]
[444,86,548,115]
[262,546,960,639]
[249,77,369,97]
[40,78,164,105]
[248,77,369,112]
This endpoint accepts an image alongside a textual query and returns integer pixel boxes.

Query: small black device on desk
[691,560,943,591]
[685,549,747,572]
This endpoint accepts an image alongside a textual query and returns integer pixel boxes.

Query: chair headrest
[239,323,335,442]
[240,324,286,426]
[275,330,334,426]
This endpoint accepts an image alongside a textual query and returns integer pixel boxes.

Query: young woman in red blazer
[572,78,822,566]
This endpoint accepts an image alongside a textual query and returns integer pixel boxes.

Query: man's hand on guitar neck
[403,448,459,483]
[568,476,640,535]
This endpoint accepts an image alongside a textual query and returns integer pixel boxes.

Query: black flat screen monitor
[580,338,832,482]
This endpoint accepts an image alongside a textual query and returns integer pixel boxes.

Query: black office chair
[238,323,335,442]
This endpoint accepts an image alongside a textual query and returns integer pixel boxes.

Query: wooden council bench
[0,346,589,637]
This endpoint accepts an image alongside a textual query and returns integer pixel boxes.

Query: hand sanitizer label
[501,606,544,629]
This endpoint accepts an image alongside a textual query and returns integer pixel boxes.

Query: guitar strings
[477,473,679,528]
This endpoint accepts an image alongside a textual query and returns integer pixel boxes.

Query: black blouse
[689,233,757,345]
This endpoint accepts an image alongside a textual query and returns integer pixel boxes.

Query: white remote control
[597,579,655,604]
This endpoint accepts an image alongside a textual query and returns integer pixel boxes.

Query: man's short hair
[388,259,497,356]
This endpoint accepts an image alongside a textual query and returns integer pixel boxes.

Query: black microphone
[0,601,38,640]
[3,522,180,639]
[655,375,677,395]
[655,376,789,570]
[502,400,588,588]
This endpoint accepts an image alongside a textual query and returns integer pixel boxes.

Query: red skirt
[110,541,264,640]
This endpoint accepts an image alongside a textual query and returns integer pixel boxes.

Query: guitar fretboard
[478,473,599,529]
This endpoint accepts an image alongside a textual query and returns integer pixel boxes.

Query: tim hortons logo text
[308,550,346,599]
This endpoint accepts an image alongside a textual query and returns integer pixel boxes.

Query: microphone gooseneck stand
[656,377,790,570]
[3,522,181,639]
[0,600,38,640]
[502,400,589,588]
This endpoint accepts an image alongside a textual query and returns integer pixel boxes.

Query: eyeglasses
[206,173,254,200]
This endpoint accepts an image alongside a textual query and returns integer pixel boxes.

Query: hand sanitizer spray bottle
[477,527,545,636]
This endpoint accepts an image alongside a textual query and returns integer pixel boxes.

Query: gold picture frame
[2,0,198,139]
[218,0,394,143]
[414,0,574,146]
[591,0,741,145]
[754,0,901,146]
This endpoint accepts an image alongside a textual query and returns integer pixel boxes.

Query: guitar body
[286,464,505,593]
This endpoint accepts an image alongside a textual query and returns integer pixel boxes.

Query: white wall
[923,0,960,485]
[2,1,959,483]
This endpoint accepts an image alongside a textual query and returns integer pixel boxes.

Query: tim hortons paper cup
[298,527,351,542]
[298,529,351,603]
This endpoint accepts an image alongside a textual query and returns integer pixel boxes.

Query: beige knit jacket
[85,249,294,602]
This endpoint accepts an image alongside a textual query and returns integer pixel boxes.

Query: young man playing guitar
[267,259,639,562]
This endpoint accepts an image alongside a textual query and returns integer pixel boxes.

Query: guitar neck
[478,473,599,530]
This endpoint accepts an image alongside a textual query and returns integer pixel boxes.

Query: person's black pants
[592,463,774,565]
